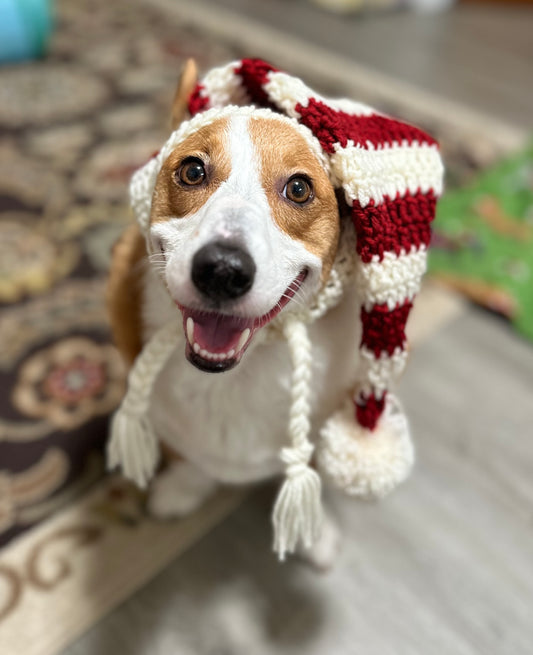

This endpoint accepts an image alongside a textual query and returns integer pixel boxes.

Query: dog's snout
[191,242,256,302]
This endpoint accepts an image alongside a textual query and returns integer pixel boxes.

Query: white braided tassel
[107,321,179,488]
[273,317,323,560]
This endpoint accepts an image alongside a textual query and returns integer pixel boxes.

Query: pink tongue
[188,311,253,352]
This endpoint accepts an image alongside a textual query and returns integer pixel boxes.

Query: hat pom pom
[316,394,414,499]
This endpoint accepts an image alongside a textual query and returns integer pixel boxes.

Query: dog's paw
[296,511,341,572]
[147,460,217,519]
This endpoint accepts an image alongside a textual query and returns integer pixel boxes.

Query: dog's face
[149,113,340,373]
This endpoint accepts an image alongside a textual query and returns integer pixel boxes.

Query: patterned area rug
[0,0,525,652]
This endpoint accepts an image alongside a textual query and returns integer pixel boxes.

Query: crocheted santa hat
[188,58,441,424]
[107,58,443,559]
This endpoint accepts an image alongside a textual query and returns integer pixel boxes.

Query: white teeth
[191,344,236,361]
[237,329,250,352]
[186,317,194,344]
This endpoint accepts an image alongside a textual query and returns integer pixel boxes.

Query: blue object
[0,0,53,63]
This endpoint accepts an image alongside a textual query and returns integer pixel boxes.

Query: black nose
[191,242,256,302]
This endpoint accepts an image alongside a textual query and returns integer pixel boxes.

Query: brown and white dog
[107,58,441,564]
[107,61,358,566]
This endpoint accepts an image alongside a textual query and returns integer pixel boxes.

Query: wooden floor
[60,3,533,653]
[214,0,533,129]
[61,308,533,655]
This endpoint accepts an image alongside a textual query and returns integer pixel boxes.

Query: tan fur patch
[248,117,340,281]
[151,118,231,223]
[106,223,147,367]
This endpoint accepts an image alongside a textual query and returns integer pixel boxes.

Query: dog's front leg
[147,459,218,519]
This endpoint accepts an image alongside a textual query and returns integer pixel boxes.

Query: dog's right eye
[284,176,313,204]
[176,158,206,186]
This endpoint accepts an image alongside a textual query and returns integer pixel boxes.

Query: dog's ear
[170,58,198,130]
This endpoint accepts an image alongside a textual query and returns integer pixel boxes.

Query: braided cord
[282,317,312,452]
[107,321,180,488]
[122,321,179,415]
[272,316,322,560]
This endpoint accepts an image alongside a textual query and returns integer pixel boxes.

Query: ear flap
[170,58,198,130]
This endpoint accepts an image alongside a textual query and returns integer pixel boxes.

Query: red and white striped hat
[188,58,442,427]
[109,58,443,560]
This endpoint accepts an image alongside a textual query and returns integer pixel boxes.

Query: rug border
[0,478,246,655]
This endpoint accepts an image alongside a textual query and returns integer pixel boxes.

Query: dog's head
[147,62,340,373]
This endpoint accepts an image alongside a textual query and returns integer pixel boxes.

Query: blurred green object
[0,0,53,63]
[429,144,533,341]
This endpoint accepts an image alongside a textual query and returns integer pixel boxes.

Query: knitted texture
[317,394,414,498]
[186,58,443,431]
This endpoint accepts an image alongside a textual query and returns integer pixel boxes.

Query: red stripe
[361,300,412,357]
[352,190,436,264]
[188,83,209,115]
[235,58,279,107]
[295,98,437,153]
[354,392,386,431]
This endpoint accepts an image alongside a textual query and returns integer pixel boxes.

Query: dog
[107,60,357,567]
[107,59,443,566]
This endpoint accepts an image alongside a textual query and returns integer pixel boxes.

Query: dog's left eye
[177,158,206,186]
[284,176,313,204]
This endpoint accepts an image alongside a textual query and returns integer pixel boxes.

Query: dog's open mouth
[177,270,307,372]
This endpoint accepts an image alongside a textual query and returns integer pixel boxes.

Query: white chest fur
[143,269,361,485]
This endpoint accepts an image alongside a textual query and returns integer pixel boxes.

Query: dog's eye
[284,176,312,204]
[177,158,206,186]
